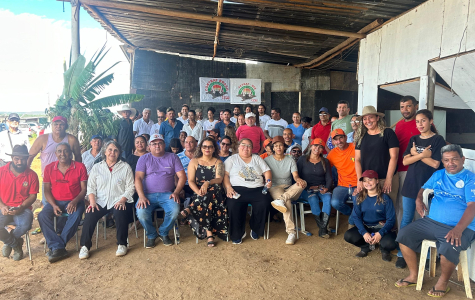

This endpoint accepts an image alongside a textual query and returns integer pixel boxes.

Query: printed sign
[230,79,261,104]
[199,77,231,103]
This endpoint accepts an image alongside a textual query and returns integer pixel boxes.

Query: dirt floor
[0,212,470,300]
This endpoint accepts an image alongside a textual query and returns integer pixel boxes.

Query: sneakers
[355,250,369,258]
[232,232,247,245]
[79,246,90,259]
[12,238,24,261]
[159,235,173,246]
[48,248,68,263]
[250,230,259,240]
[145,237,156,249]
[271,199,287,213]
[2,244,12,257]
[395,256,407,269]
[116,245,128,257]
[286,233,296,245]
[382,251,392,262]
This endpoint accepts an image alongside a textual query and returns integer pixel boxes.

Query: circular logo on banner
[456,180,465,188]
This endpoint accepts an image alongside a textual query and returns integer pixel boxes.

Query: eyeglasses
[150,142,164,147]
[291,150,302,154]
[221,143,231,146]
[9,119,19,122]
[240,144,252,149]
[350,120,361,124]
[202,145,214,149]
[319,113,328,116]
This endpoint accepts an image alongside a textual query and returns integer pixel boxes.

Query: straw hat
[358,106,384,120]
[117,104,137,116]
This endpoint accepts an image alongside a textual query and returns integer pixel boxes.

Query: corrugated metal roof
[81,0,426,71]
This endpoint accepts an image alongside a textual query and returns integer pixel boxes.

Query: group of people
[1,98,474,298]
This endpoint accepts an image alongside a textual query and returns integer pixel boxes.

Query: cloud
[0,9,130,113]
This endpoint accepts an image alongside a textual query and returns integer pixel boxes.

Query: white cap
[245,112,256,119]
[149,134,164,143]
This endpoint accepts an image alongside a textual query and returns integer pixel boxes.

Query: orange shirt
[327,143,357,188]
[260,152,270,160]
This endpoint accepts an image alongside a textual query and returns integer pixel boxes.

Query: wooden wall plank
[440,0,470,57]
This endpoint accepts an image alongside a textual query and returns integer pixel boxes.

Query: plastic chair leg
[96,221,100,250]
[132,207,138,238]
[293,204,299,239]
[335,211,340,235]
[429,247,437,277]
[25,232,32,261]
[416,242,431,291]
[266,212,270,240]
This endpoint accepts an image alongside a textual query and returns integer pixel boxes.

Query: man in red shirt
[394,95,419,269]
[309,107,332,154]
[235,112,266,154]
[0,145,39,261]
[38,142,87,263]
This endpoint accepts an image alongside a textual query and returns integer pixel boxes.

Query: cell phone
[9,207,19,211]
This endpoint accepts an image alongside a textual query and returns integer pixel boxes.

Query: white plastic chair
[5,223,32,261]
[416,189,473,299]
[43,215,79,253]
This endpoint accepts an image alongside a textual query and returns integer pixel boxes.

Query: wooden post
[419,64,436,112]
[264,82,272,108]
[71,0,80,62]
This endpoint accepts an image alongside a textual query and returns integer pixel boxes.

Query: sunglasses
[292,150,302,153]
[202,145,214,149]
[350,120,360,124]
[319,113,328,116]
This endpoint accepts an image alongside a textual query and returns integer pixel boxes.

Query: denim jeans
[300,189,331,216]
[38,201,85,251]
[397,196,417,257]
[135,192,179,239]
[0,209,33,247]
[331,186,357,225]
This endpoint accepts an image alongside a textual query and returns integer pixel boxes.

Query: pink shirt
[236,125,266,154]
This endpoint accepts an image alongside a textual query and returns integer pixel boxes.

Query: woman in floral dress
[180,137,228,247]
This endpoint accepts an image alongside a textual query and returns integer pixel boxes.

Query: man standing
[159,108,184,149]
[0,113,30,167]
[301,117,313,154]
[116,105,136,158]
[81,135,103,174]
[394,95,419,268]
[235,112,266,154]
[135,134,186,248]
[0,145,39,261]
[346,115,360,143]
[326,101,353,153]
[264,108,288,139]
[177,136,197,198]
[195,108,204,122]
[230,105,241,123]
[258,104,271,132]
[327,129,357,224]
[177,104,189,125]
[309,107,331,154]
[149,107,167,136]
[214,109,234,139]
[38,143,87,263]
[183,110,203,144]
[203,107,218,136]
[133,108,154,136]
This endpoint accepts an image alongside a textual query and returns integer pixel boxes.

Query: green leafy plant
[47,44,143,147]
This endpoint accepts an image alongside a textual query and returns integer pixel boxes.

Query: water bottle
[348,184,352,202]
[262,179,271,194]
[369,233,375,251]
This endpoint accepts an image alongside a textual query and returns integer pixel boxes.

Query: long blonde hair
[356,180,385,205]
[354,115,386,147]
[225,125,238,154]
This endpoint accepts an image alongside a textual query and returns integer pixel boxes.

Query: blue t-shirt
[287,124,305,145]
[214,121,235,138]
[351,193,395,237]
[177,150,191,185]
[159,120,183,148]
[423,168,475,231]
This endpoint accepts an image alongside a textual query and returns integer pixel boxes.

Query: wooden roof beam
[213,0,224,59]
[79,0,366,39]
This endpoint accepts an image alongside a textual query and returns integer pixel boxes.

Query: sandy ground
[0,212,471,300]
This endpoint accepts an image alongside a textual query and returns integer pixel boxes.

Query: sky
[0,0,130,113]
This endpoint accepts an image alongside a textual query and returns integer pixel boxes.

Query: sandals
[207,236,215,247]
[427,286,450,298]
[180,209,190,219]
[394,279,416,288]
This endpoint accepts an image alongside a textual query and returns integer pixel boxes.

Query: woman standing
[218,136,232,162]
[180,137,228,247]
[297,138,332,238]
[395,109,445,268]
[287,112,305,145]
[224,139,272,244]
[224,125,239,154]
[235,113,246,130]
[354,106,399,203]
[79,141,135,259]
[183,110,204,144]
[344,170,397,261]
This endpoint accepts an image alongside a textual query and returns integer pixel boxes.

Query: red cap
[263,138,272,148]
[331,128,345,139]
[52,116,68,124]
[310,138,325,147]
[359,170,379,181]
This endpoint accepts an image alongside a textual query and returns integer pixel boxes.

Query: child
[344,170,397,261]
[260,139,273,159]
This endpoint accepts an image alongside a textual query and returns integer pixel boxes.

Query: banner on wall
[199,77,231,103]
[230,79,261,104]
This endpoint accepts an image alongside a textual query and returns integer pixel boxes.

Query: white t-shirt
[149,123,161,135]
[301,127,312,152]
[230,116,237,123]
[224,154,270,188]
[183,122,204,144]
[265,118,288,138]
[258,114,271,131]
[202,119,218,136]
[177,116,189,125]
[0,129,30,162]
[133,118,154,136]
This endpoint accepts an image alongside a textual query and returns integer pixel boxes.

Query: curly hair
[225,125,238,154]
[354,115,386,147]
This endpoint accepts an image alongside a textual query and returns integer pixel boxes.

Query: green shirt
[331,114,353,135]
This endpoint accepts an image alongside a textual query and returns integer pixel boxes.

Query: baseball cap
[90,135,103,141]
[331,128,345,139]
[272,136,285,145]
[245,112,256,119]
[52,116,68,124]
[149,133,165,143]
[263,138,272,149]
[289,144,302,152]
[359,170,379,181]
[310,138,325,147]
[319,107,329,114]
[8,113,20,121]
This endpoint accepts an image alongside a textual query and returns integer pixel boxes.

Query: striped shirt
[87,160,135,209]
[265,119,288,138]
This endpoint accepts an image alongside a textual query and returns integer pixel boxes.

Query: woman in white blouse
[79,141,135,259]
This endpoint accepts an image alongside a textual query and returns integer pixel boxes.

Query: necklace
[420,132,435,139]
[106,161,118,169]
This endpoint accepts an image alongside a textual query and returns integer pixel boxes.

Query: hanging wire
[450,25,468,96]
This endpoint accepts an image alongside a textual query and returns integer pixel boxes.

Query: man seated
[177,136,197,203]
[327,129,357,227]
[395,144,475,297]
[0,145,39,261]
[135,134,186,248]
[38,143,87,263]
[288,144,302,162]
[283,128,295,153]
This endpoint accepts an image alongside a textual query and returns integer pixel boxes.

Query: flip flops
[394,279,416,288]
[427,286,450,298]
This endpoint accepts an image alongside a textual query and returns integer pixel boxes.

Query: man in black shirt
[117,105,136,158]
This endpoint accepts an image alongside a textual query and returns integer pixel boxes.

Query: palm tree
[47,44,143,147]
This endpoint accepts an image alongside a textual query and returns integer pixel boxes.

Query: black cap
[8,113,20,120]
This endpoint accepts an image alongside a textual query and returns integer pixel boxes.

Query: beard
[12,163,27,173]
[403,112,415,120]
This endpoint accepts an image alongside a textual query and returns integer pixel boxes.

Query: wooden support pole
[79,0,366,39]
[427,65,436,113]
[213,0,224,59]
[71,0,80,62]
[295,19,383,68]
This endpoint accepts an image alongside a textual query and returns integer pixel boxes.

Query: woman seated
[224,138,272,244]
[265,136,306,245]
[297,138,332,238]
[218,135,232,162]
[344,170,397,261]
[79,141,135,259]
[180,137,228,247]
